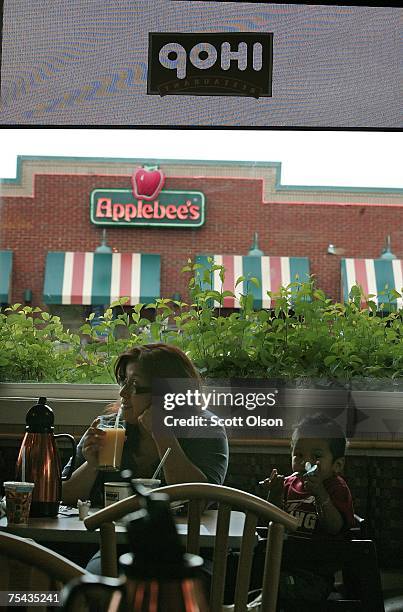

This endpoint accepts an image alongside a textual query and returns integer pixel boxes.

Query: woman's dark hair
[114,343,201,384]
[106,343,201,415]
[291,412,347,461]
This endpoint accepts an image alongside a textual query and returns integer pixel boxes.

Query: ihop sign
[90,167,205,228]
[148,32,273,98]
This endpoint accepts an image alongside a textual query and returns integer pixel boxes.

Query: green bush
[0,305,81,382]
[1,260,402,384]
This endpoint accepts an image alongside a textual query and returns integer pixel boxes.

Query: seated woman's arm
[62,461,99,506]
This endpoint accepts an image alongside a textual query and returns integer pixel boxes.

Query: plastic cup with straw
[4,448,35,524]
[97,412,125,471]
[131,448,172,492]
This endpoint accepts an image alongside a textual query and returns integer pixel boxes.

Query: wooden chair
[0,531,87,610]
[84,482,299,612]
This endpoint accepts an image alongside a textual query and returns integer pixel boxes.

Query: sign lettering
[148,32,273,97]
[90,189,205,228]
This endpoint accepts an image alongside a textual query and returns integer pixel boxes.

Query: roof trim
[1,155,402,195]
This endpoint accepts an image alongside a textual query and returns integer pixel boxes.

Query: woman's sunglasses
[118,377,152,395]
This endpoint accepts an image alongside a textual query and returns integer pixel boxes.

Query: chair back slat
[233,512,258,611]
[210,504,231,612]
[261,522,285,612]
[187,499,202,554]
[100,522,118,577]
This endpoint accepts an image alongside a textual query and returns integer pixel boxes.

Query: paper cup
[4,481,35,525]
[104,482,133,507]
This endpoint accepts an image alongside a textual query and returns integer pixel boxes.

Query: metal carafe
[15,397,77,517]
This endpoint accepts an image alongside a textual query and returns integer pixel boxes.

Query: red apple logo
[132,166,165,201]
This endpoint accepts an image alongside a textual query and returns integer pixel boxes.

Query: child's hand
[261,469,285,506]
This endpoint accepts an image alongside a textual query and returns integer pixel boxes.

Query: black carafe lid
[120,489,203,580]
[26,397,54,433]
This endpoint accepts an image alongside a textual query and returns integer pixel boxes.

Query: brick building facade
[1,157,402,314]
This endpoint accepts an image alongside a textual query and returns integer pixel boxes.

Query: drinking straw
[114,407,122,429]
[22,447,26,482]
[152,447,171,479]
[113,408,122,464]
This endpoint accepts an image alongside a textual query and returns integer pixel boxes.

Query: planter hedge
[1,260,402,386]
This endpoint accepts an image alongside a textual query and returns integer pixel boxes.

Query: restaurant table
[0,508,248,549]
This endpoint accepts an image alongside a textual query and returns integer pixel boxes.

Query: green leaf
[324,356,338,366]
[110,297,129,307]
[150,322,161,341]
[221,290,235,298]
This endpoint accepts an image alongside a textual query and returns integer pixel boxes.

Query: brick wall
[2,173,403,306]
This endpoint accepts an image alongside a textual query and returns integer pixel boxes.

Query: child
[260,412,355,610]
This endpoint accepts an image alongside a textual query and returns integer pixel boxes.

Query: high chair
[279,515,385,612]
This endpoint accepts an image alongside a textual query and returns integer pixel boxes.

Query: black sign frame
[148,32,273,98]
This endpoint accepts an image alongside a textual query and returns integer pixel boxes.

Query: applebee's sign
[90,167,205,228]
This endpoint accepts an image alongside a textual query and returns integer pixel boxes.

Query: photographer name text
[163,415,283,428]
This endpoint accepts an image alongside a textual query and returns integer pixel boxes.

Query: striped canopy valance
[0,251,13,303]
[195,255,310,308]
[341,258,403,309]
[43,252,160,305]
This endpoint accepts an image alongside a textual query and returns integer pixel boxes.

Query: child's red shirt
[283,473,355,535]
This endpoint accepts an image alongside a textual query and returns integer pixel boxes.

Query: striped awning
[195,255,310,308]
[43,252,160,305]
[0,251,13,303]
[341,258,403,309]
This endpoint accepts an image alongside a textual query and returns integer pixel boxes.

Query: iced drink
[97,422,125,471]
[4,481,35,525]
